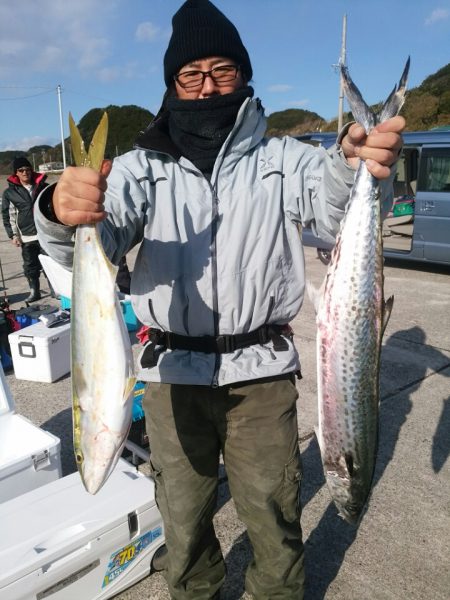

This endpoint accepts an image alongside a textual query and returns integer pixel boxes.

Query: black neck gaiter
[167,86,254,175]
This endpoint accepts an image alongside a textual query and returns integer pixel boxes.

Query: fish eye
[75,451,83,464]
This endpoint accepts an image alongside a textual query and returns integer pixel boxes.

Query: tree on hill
[309,62,450,134]
[75,104,154,161]
[0,150,29,175]
[266,108,325,136]
[0,61,448,173]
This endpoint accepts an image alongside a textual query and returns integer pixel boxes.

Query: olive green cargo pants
[143,374,304,599]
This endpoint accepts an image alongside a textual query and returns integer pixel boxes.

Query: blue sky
[0,0,449,151]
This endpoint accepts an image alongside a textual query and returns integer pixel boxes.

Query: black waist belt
[165,324,289,354]
[141,324,291,369]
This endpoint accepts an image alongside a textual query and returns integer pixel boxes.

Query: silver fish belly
[312,59,409,523]
[72,224,135,494]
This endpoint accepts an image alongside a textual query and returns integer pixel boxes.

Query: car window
[418,148,450,192]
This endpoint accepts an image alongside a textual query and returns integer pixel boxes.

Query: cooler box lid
[0,459,156,587]
[8,320,71,348]
[0,412,61,478]
[0,362,15,416]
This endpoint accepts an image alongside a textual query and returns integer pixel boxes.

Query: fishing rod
[0,257,9,309]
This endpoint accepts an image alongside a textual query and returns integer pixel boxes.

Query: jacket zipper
[208,100,252,387]
[209,184,221,387]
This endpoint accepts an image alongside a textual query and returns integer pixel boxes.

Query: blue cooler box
[60,296,139,332]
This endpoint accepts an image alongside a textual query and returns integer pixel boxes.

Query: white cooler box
[0,364,62,503]
[0,458,165,600]
[8,320,71,382]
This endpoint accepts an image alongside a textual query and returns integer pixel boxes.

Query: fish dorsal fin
[382,295,395,336]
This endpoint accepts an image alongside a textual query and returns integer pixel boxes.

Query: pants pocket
[281,451,302,522]
[149,458,170,520]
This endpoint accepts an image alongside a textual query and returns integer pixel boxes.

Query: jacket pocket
[281,450,302,522]
[148,298,164,330]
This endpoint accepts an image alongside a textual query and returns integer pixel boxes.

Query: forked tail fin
[340,57,410,132]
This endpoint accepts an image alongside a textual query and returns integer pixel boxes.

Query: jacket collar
[134,96,266,162]
[7,171,47,187]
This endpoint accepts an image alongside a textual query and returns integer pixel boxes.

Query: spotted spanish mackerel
[309,59,410,523]
[69,113,136,494]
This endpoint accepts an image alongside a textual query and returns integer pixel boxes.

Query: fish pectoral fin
[122,376,137,407]
[382,295,395,336]
[306,280,324,315]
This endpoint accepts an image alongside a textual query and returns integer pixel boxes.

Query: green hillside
[266,108,324,136]
[1,62,448,174]
[0,104,154,174]
[321,62,450,133]
[75,104,154,159]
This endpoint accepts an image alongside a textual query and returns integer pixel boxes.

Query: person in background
[116,255,132,295]
[35,1,405,597]
[2,157,48,302]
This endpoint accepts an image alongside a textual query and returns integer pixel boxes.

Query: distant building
[38,162,64,173]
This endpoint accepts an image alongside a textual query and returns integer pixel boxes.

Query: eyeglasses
[174,64,240,89]
[17,167,31,173]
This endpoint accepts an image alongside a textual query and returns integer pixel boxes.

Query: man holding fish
[36,1,405,598]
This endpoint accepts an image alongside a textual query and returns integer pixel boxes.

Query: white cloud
[136,21,161,42]
[425,8,450,25]
[268,84,294,93]
[0,136,59,152]
[0,0,117,78]
[98,62,140,83]
[288,99,310,108]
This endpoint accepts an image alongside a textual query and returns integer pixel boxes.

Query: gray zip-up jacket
[36,97,394,386]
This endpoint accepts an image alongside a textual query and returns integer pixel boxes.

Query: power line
[0,85,54,89]
[0,88,55,101]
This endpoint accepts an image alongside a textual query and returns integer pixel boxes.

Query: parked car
[298,130,450,266]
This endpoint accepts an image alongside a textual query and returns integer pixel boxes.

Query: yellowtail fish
[69,113,136,494]
[309,59,410,523]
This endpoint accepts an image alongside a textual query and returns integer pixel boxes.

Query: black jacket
[2,172,48,240]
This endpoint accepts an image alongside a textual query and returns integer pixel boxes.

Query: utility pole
[57,85,67,169]
[337,14,347,131]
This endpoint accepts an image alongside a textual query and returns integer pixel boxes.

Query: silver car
[299,129,450,266]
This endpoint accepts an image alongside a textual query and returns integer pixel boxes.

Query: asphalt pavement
[0,187,449,599]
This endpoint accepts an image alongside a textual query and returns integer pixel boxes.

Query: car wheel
[317,248,331,265]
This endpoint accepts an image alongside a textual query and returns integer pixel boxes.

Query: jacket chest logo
[259,157,275,172]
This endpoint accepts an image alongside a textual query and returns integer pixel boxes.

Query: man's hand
[340,116,406,179]
[11,236,21,247]
[52,160,112,226]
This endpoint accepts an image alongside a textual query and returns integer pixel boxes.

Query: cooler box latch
[32,450,51,471]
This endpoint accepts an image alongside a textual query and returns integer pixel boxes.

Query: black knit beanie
[164,0,253,87]
[12,157,32,173]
